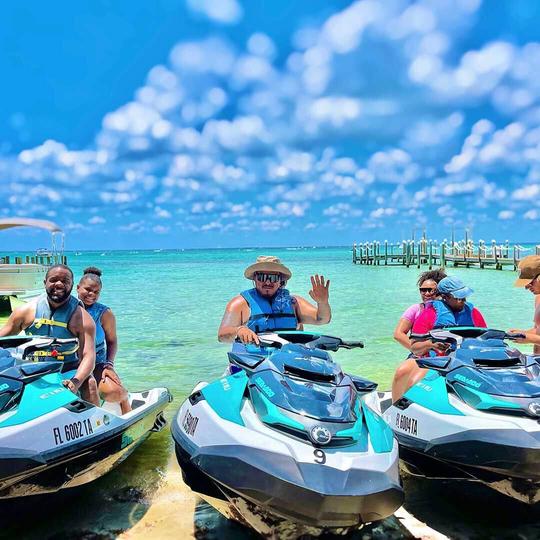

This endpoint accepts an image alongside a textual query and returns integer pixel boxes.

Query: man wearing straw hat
[218,255,331,345]
[510,255,540,353]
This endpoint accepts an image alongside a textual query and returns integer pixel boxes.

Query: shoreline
[118,459,540,540]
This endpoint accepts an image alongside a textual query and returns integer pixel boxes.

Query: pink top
[412,304,488,335]
[401,303,424,325]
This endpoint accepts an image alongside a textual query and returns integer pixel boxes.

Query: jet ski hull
[381,391,540,504]
[0,388,171,498]
[172,383,403,536]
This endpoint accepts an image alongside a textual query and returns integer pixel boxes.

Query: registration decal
[52,418,94,446]
[182,410,199,436]
[395,412,418,436]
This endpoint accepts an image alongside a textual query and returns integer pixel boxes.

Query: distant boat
[0,218,65,318]
[36,248,52,257]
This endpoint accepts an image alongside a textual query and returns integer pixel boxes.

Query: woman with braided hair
[77,267,131,414]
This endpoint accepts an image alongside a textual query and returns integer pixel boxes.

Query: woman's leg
[391,358,427,402]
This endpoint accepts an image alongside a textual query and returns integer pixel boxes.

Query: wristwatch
[70,376,81,390]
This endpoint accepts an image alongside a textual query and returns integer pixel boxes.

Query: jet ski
[0,335,172,498]
[172,331,403,538]
[380,327,540,504]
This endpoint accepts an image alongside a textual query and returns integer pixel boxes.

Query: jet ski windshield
[251,370,356,422]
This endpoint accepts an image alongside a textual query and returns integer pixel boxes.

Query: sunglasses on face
[255,272,282,283]
[419,287,436,294]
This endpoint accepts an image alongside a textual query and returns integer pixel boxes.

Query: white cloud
[186,0,243,25]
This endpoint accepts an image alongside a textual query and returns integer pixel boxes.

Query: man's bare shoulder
[226,295,249,311]
[12,301,35,320]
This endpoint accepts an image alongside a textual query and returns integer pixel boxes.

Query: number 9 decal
[314,448,326,464]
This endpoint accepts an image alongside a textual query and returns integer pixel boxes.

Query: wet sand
[119,462,540,540]
[2,449,540,539]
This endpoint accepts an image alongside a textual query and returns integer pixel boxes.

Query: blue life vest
[432,299,475,328]
[25,294,81,369]
[241,288,298,333]
[86,302,109,364]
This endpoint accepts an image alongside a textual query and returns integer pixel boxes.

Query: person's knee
[99,381,128,403]
[409,367,427,387]
[394,359,414,380]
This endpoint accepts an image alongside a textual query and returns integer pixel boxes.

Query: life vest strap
[33,318,68,330]
[28,344,79,362]
[249,313,298,321]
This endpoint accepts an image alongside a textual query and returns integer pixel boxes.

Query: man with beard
[218,255,331,345]
[0,264,99,404]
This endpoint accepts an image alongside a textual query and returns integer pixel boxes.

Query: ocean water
[66,246,535,397]
[1,246,537,538]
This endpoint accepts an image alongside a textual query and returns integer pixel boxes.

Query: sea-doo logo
[454,374,481,388]
[528,402,540,416]
[310,426,332,445]
[255,377,275,398]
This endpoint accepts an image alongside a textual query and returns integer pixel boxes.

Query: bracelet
[235,326,245,339]
[104,361,114,369]
[70,376,81,389]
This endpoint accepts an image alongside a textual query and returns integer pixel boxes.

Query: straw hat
[244,256,292,280]
[515,255,540,287]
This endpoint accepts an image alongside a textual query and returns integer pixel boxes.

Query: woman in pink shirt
[393,269,447,351]
[392,275,487,402]
[391,269,446,401]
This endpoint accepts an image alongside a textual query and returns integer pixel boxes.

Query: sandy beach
[118,457,540,540]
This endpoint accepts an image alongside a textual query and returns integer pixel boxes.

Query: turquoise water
[1,247,536,538]
[67,246,535,398]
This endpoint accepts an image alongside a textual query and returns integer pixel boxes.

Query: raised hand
[309,274,330,304]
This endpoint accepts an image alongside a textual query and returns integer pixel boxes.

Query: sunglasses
[419,287,436,294]
[255,272,282,283]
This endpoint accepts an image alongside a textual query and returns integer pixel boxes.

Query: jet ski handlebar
[253,333,364,351]
[411,328,527,346]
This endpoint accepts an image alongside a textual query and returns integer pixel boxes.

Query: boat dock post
[352,238,537,270]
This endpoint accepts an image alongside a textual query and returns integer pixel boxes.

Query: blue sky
[1,0,540,249]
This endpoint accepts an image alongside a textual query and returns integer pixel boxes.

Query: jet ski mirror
[415,356,451,371]
[350,375,377,392]
[228,352,265,369]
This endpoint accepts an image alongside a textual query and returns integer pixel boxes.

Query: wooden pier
[352,239,538,270]
[0,255,67,265]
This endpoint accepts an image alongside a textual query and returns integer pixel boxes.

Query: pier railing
[0,254,67,266]
[352,240,537,270]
